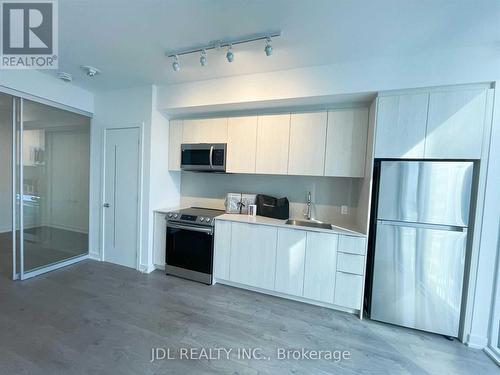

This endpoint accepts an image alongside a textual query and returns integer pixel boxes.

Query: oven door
[166,222,214,284]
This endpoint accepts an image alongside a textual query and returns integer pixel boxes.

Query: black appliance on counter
[256,194,289,220]
[180,143,226,172]
[165,207,224,284]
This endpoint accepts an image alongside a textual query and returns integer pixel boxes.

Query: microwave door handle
[209,145,214,170]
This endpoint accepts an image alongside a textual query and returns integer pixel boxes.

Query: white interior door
[103,127,140,269]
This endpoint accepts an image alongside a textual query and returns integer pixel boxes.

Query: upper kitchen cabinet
[226,116,258,173]
[182,118,228,144]
[168,120,182,171]
[374,93,428,159]
[424,88,487,159]
[288,112,327,176]
[325,108,368,177]
[255,114,291,175]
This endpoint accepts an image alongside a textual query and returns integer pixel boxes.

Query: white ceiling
[47,0,500,92]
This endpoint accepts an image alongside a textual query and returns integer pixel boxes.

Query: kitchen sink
[285,219,332,230]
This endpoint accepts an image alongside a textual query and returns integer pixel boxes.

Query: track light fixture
[264,37,273,56]
[172,55,180,71]
[166,30,281,72]
[200,49,208,66]
[226,44,234,63]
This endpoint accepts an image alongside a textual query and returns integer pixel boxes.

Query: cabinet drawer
[337,252,365,275]
[338,235,366,255]
[334,272,363,310]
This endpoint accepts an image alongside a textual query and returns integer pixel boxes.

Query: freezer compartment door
[371,221,466,337]
[377,161,473,227]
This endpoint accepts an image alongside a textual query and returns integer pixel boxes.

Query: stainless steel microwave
[180,143,226,172]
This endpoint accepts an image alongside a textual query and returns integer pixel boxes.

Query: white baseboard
[139,263,156,274]
[45,223,89,234]
[214,278,358,316]
[0,224,88,234]
[0,224,39,233]
[466,333,488,349]
[88,252,101,261]
[154,263,165,271]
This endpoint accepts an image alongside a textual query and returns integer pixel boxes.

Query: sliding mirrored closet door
[0,93,16,280]
[0,92,91,280]
[20,99,90,277]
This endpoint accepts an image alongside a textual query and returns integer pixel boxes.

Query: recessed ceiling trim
[165,30,282,58]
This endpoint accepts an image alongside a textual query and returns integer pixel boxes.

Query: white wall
[91,85,180,271]
[180,172,360,231]
[0,70,93,113]
[91,86,151,268]
[148,86,181,269]
[157,45,499,114]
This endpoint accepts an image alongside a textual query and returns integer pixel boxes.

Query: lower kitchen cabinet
[274,228,306,296]
[213,219,367,313]
[229,222,278,290]
[303,232,338,303]
[337,252,365,275]
[334,272,363,309]
[213,220,232,280]
[153,212,167,267]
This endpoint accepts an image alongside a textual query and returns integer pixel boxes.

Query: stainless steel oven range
[165,207,224,285]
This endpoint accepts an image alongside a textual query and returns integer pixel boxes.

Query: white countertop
[216,213,366,237]
[154,206,184,214]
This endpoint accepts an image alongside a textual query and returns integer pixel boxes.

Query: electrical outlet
[341,205,349,215]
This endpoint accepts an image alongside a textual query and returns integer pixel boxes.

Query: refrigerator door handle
[378,219,467,233]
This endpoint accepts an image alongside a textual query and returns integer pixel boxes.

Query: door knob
[103,203,110,208]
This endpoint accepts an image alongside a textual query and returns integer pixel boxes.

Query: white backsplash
[179,172,363,231]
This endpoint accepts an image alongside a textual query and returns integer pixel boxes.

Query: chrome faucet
[305,191,312,220]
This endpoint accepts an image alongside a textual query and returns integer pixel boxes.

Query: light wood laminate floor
[0,260,497,374]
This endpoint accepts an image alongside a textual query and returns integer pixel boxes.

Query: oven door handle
[167,222,213,234]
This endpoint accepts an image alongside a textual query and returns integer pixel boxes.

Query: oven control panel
[166,211,214,226]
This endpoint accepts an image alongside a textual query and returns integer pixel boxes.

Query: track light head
[226,44,234,63]
[81,65,100,77]
[172,55,180,72]
[264,37,273,56]
[200,49,208,66]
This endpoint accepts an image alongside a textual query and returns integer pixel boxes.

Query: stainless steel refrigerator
[370,160,473,337]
